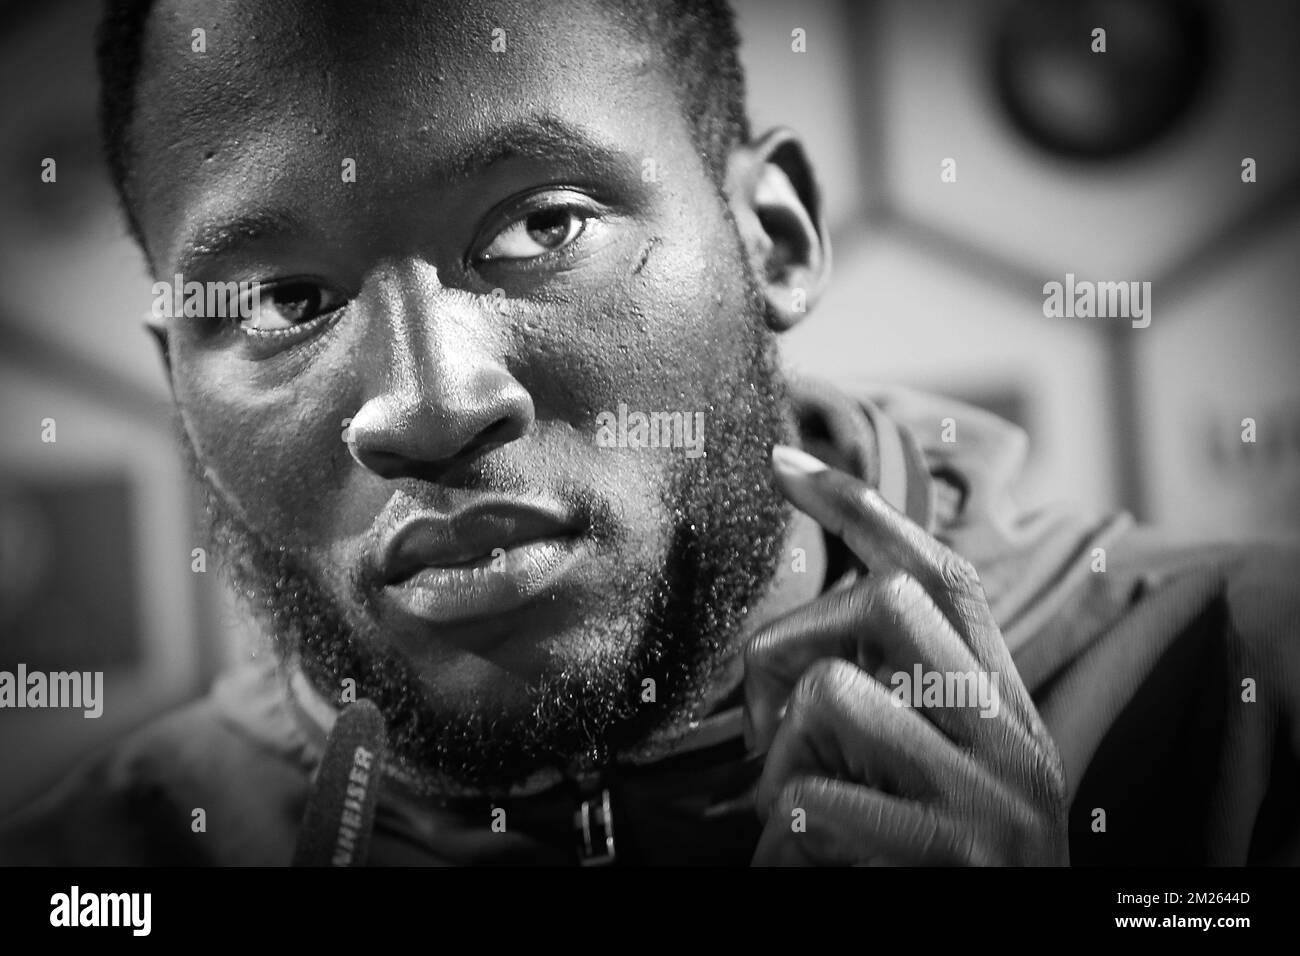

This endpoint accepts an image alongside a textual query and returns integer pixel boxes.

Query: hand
[743,445,1069,866]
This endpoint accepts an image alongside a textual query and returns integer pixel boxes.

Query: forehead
[130,0,691,261]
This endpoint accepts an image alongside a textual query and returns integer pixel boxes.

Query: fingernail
[772,444,828,477]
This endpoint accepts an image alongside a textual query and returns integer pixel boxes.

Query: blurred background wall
[0,0,1297,815]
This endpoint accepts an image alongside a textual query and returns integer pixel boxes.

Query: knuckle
[840,581,877,621]
[850,484,879,519]
[938,553,979,591]
[876,572,928,626]
[878,570,919,608]
[1039,741,1068,799]
[1020,714,1068,795]
[742,628,772,672]
[790,658,854,715]
[1017,738,1068,816]
[775,778,810,817]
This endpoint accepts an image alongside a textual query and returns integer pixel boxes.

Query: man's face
[131,0,796,791]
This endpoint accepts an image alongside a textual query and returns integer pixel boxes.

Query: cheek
[511,220,754,551]
[173,353,357,544]
[518,217,753,425]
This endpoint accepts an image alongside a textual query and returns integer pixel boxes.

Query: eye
[477,205,588,262]
[239,280,347,333]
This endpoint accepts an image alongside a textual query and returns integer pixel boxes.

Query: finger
[752,776,976,866]
[771,445,1004,664]
[754,659,986,820]
[743,574,981,754]
[772,444,924,574]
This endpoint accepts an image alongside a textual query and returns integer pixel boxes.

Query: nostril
[349,446,405,478]
[473,416,520,451]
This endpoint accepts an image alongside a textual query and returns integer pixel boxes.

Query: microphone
[292,698,388,867]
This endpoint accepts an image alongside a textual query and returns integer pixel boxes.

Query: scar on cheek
[631,237,661,275]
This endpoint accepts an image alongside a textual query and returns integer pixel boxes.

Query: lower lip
[378,536,591,625]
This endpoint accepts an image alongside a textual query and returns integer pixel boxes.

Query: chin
[397,625,632,703]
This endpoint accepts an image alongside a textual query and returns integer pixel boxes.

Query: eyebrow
[174,208,306,276]
[443,115,625,183]
[173,115,629,273]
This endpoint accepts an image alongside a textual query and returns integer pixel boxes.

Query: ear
[725,128,831,331]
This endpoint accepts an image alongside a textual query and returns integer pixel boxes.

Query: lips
[375,500,591,627]
[380,501,576,582]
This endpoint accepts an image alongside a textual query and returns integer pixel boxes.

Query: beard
[185,289,794,798]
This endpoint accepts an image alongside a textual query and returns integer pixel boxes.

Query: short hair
[95,0,751,251]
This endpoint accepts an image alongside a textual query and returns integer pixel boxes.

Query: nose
[345,261,534,480]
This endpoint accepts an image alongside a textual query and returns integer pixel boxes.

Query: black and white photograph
[0,0,1297,935]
